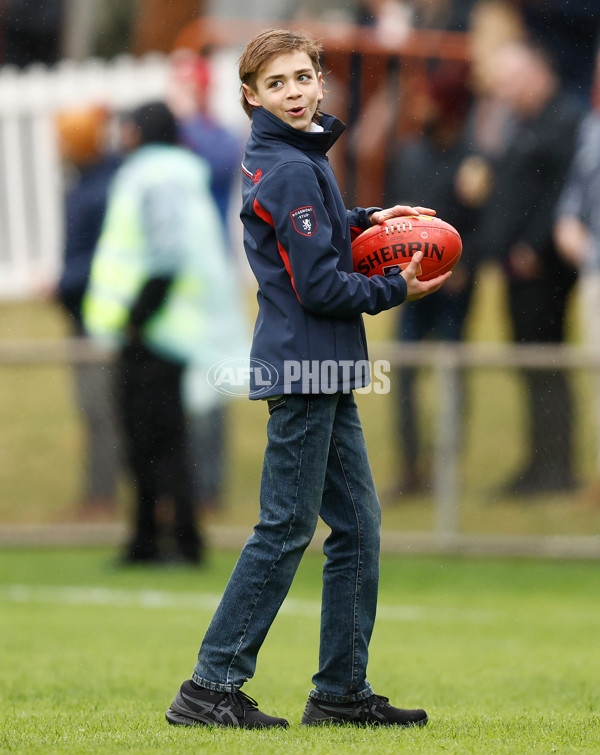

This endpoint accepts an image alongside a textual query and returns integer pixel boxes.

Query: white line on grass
[0,584,493,623]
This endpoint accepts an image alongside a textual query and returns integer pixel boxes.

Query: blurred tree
[92,0,138,59]
[1,0,64,67]
[132,0,205,55]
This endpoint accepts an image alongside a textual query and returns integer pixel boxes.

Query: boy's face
[243,50,323,132]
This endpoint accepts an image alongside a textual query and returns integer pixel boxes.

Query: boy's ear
[242,83,261,108]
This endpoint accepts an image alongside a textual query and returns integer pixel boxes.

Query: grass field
[2,271,599,752]
[1,546,599,753]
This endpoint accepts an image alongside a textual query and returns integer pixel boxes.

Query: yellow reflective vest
[83,144,236,365]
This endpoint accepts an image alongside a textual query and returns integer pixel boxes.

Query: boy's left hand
[370,205,436,225]
[402,251,452,301]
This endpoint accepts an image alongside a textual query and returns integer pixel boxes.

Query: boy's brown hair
[238,28,323,120]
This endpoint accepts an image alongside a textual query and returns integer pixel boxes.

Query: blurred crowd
[48,53,249,565]
[372,0,599,499]
[1,0,600,562]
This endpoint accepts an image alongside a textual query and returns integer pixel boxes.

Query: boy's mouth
[287,106,306,117]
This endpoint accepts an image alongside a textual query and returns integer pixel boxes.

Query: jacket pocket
[267,395,287,414]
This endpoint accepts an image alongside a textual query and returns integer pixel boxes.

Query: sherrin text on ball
[352,214,462,281]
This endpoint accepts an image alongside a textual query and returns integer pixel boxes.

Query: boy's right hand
[401,251,452,301]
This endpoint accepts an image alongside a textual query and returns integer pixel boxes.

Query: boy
[166,28,450,729]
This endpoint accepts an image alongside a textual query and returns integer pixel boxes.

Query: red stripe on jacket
[253,197,302,302]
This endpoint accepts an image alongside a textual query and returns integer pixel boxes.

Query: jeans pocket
[267,396,287,414]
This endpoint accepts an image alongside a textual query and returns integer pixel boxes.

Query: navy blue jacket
[58,154,121,331]
[240,107,408,398]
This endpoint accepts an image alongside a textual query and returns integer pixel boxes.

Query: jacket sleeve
[255,160,407,317]
[518,117,580,254]
[129,276,173,329]
[347,206,381,241]
[556,112,600,222]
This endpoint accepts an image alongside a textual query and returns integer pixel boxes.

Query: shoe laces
[225,690,259,718]
[372,695,390,707]
[356,694,390,723]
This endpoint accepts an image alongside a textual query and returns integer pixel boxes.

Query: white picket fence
[0,51,245,299]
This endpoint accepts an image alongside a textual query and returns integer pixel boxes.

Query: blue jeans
[193,392,381,702]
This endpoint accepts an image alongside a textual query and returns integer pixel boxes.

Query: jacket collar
[250,107,346,153]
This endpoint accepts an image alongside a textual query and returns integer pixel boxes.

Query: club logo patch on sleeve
[290,206,317,236]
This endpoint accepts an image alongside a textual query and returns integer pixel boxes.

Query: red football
[351,214,462,281]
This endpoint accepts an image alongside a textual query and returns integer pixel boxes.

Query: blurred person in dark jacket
[514,0,600,105]
[49,106,123,519]
[383,60,481,495]
[478,39,582,496]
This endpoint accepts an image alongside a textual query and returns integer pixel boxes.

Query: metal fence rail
[372,341,600,544]
[2,338,599,558]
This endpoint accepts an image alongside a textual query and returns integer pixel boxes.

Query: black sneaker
[166,680,289,729]
[301,694,428,727]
